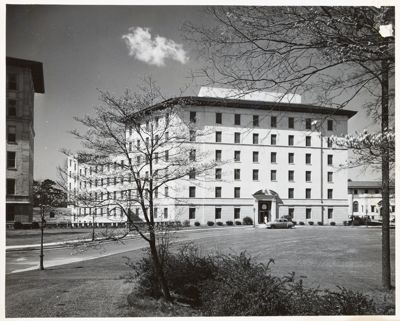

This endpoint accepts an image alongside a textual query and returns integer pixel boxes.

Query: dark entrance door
[258,201,271,224]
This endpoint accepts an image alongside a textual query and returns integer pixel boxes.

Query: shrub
[317,221,323,226]
[216,221,223,226]
[330,221,336,226]
[299,221,305,225]
[13,222,23,230]
[308,221,314,225]
[31,222,40,229]
[292,221,297,225]
[343,221,348,226]
[207,221,215,226]
[194,221,200,227]
[235,221,242,225]
[182,220,190,227]
[226,221,233,226]
[242,216,253,225]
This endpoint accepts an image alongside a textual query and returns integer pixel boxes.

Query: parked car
[266,218,294,229]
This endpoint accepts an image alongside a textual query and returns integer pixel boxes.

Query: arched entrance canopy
[252,189,282,224]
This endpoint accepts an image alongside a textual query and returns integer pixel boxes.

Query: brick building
[6,57,45,223]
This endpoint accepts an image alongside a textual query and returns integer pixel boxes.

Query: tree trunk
[381,55,391,289]
[40,211,44,270]
[149,230,172,301]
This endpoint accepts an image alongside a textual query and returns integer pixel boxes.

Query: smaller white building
[348,181,395,221]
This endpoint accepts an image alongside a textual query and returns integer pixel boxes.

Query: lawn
[6,226,395,317]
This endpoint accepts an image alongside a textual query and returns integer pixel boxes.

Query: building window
[253,169,259,181]
[271,116,277,128]
[164,186,169,197]
[364,189,369,194]
[190,130,196,142]
[327,154,333,165]
[306,136,311,147]
[288,208,294,218]
[253,115,259,127]
[353,189,358,195]
[271,152,277,163]
[374,189,379,194]
[189,207,196,219]
[189,168,196,179]
[164,208,168,219]
[305,118,312,130]
[234,150,240,162]
[253,133,259,144]
[327,137,333,148]
[7,179,15,195]
[306,208,311,219]
[7,126,16,143]
[288,170,294,182]
[305,153,311,164]
[371,205,376,213]
[327,119,333,131]
[327,189,333,199]
[391,206,395,212]
[234,169,240,180]
[7,151,16,168]
[288,135,294,146]
[288,117,294,129]
[7,73,17,90]
[288,153,294,164]
[234,114,241,125]
[216,131,222,142]
[7,99,17,117]
[327,172,333,182]
[353,201,359,212]
[189,186,196,198]
[190,111,196,123]
[215,207,222,219]
[328,208,333,219]
[271,134,277,145]
[234,208,240,219]
[216,150,222,162]
[306,188,311,199]
[253,151,259,163]
[215,168,222,180]
[234,187,240,198]
[271,170,277,181]
[234,132,241,144]
[215,187,222,198]
[305,171,311,182]
[189,149,196,161]
[288,188,294,199]
[216,112,222,124]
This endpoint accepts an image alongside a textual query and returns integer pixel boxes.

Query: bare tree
[184,6,395,289]
[65,81,217,301]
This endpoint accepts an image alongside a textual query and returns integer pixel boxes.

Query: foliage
[242,217,253,225]
[317,221,323,226]
[330,222,336,226]
[299,222,305,225]
[235,221,242,225]
[216,222,223,226]
[226,221,233,226]
[182,220,190,227]
[33,179,66,208]
[308,221,314,225]
[194,221,201,226]
[13,222,23,230]
[207,221,215,226]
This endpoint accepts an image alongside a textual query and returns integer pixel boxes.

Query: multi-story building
[348,180,395,221]
[6,57,45,223]
[67,88,356,226]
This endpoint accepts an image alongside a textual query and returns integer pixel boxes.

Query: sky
[6,5,382,182]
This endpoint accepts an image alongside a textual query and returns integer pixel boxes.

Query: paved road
[6,226,253,274]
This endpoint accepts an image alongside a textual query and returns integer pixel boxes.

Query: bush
[242,216,253,225]
[226,221,233,226]
[182,220,190,227]
[13,222,23,230]
[292,221,297,225]
[343,221,348,226]
[317,221,323,226]
[299,221,305,225]
[31,222,40,229]
[207,221,215,226]
[308,221,314,225]
[235,221,242,225]
[216,221,223,226]
[194,221,201,227]
[330,221,336,226]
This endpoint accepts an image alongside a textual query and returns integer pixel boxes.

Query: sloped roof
[348,181,395,188]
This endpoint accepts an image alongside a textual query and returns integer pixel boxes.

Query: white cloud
[122,27,189,67]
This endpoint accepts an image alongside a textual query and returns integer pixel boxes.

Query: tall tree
[66,81,217,301]
[184,6,395,289]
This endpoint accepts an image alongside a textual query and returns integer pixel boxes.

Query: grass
[6,226,395,317]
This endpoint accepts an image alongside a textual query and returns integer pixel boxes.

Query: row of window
[77,206,169,219]
[70,186,170,200]
[214,131,333,147]
[7,99,17,117]
[352,202,395,213]
[209,168,334,183]
[127,114,170,136]
[7,152,16,168]
[350,188,382,195]
[190,111,335,131]
[215,150,334,165]
[7,126,17,143]
[187,186,334,199]
[7,73,18,91]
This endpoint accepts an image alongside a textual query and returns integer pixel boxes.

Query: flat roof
[6,57,45,93]
[148,96,357,118]
[348,181,395,188]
